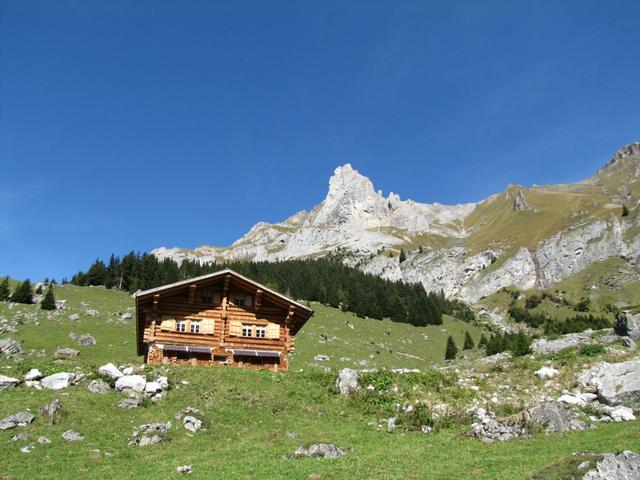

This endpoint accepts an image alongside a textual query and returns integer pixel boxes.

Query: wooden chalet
[135,269,313,371]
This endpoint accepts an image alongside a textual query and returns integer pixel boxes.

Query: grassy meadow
[0,284,639,479]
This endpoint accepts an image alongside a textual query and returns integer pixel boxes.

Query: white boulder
[24,369,43,381]
[0,374,20,391]
[535,367,559,379]
[41,372,74,390]
[336,368,361,395]
[115,375,146,393]
[98,363,123,380]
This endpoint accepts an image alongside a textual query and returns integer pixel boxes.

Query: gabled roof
[134,268,313,319]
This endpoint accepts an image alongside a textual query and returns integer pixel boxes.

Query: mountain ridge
[153,142,640,304]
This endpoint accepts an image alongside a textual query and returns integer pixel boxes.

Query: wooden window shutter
[229,320,242,336]
[160,319,176,331]
[266,322,280,339]
[201,318,215,334]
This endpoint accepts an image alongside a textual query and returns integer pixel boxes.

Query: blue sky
[1,0,639,281]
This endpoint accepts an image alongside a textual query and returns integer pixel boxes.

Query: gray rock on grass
[62,430,84,441]
[54,348,79,359]
[579,357,640,407]
[98,363,124,380]
[0,338,22,356]
[0,374,20,391]
[24,369,43,381]
[40,399,61,425]
[0,411,35,430]
[294,443,345,459]
[528,401,591,432]
[41,372,74,390]
[87,379,111,394]
[183,416,202,433]
[115,375,146,393]
[118,398,142,409]
[583,451,640,480]
[336,368,360,395]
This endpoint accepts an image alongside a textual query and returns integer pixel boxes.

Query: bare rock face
[150,144,640,304]
[527,401,590,432]
[579,358,640,407]
[583,450,640,480]
[512,188,533,211]
[336,368,360,395]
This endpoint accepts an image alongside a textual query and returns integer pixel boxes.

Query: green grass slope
[1,284,639,480]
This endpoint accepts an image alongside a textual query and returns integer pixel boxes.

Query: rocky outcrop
[527,401,590,432]
[579,358,640,407]
[583,450,640,480]
[512,188,533,211]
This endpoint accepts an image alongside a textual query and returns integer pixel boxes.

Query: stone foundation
[145,343,287,371]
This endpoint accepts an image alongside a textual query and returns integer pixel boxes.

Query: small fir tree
[10,279,33,304]
[445,335,458,360]
[399,248,407,263]
[40,285,57,311]
[622,205,630,217]
[35,283,43,294]
[478,333,488,349]
[0,277,10,301]
[463,331,475,350]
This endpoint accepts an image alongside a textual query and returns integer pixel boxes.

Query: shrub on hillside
[463,331,474,350]
[613,311,629,336]
[486,331,532,357]
[10,279,33,304]
[40,285,56,311]
[543,314,611,336]
[0,277,10,301]
[445,335,458,360]
[574,296,592,312]
[525,294,542,309]
[508,303,547,328]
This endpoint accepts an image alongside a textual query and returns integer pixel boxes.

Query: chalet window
[202,293,213,304]
[232,293,254,307]
[255,326,266,338]
[242,325,253,337]
[190,321,201,334]
[176,320,186,332]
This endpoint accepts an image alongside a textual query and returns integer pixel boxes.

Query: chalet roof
[134,268,313,318]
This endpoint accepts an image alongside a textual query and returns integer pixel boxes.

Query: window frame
[190,320,201,334]
[176,320,187,332]
[255,326,266,338]
[242,324,253,337]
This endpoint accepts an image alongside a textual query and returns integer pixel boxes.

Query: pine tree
[40,285,56,310]
[445,335,458,360]
[10,279,33,304]
[463,331,475,350]
[399,248,407,263]
[0,277,10,301]
[478,333,488,349]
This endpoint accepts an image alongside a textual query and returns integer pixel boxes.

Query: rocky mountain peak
[600,142,640,173]
[314,164,389,226]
